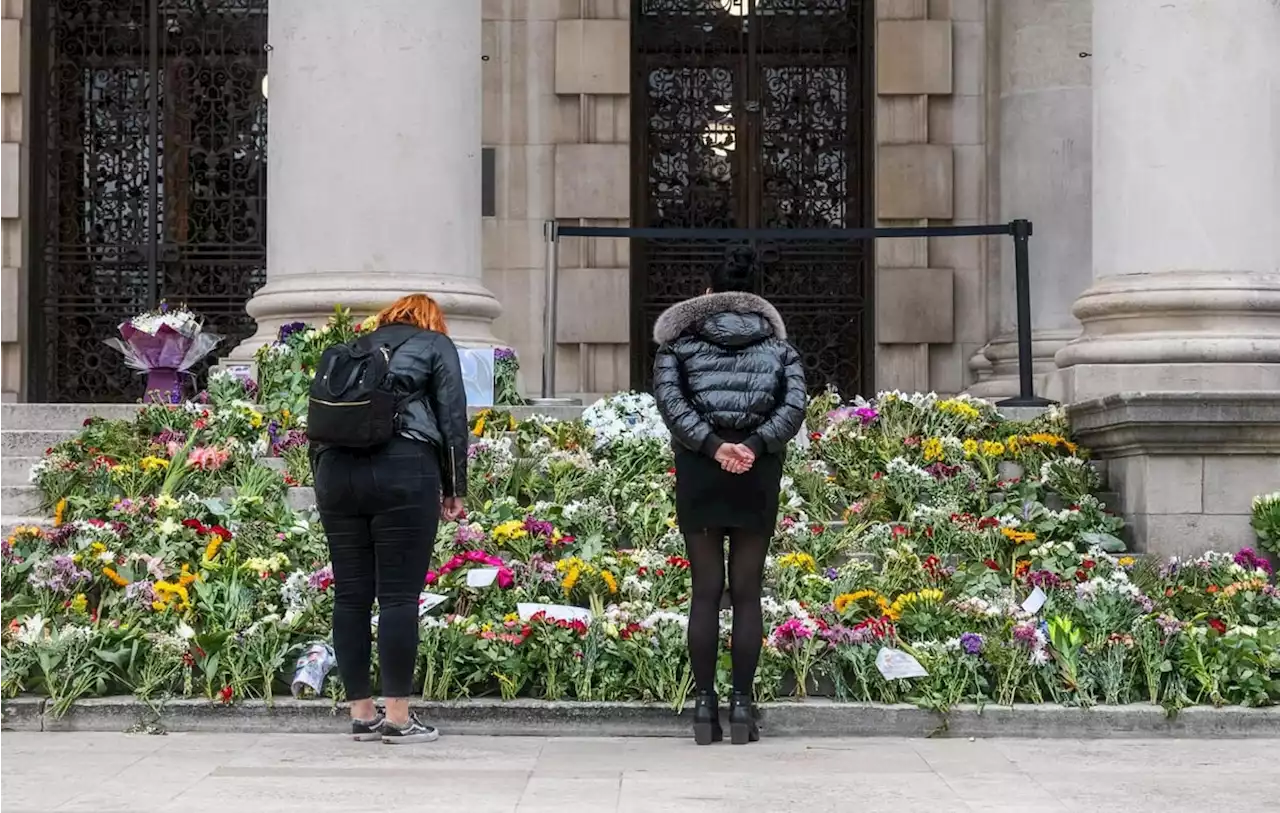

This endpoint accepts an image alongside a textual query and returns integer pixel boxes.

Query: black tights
[684,527,770,696]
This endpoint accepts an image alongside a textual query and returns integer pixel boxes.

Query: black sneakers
[380,713,439,744]
[351,710,386,742]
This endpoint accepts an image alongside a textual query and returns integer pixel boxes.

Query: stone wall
[0,0,24,401]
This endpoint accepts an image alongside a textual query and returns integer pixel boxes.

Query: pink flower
[424,571,438,585]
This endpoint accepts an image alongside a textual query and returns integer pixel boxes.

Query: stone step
[2,486,45,516]
[1,403,142,431]
[1,430,78,458]
[1,455,39,487]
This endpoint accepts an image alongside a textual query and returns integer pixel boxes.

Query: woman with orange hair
[310,293,468,744]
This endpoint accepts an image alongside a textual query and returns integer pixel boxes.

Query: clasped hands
[713,443,756,475]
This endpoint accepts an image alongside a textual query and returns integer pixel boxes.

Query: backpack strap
[361,325,428,412]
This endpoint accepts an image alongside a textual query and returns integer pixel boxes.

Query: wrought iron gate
[30,0,268,402]
[631,0,873,396]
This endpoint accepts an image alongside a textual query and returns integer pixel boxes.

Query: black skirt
[674,442,784,534]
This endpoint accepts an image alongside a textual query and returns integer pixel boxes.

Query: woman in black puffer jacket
[652,249,806,746]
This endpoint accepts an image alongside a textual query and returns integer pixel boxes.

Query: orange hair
[375,293,448,334]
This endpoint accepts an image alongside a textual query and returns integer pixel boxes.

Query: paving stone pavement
[2,732,1276,812]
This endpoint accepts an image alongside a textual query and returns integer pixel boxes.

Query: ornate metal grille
[30,0,268,402]
[631,0,873,396]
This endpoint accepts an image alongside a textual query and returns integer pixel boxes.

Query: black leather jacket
[362,323,469,497]
[652,291,807,458]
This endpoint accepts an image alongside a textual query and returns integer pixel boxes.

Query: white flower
[176,621,196,640]
[16,615,46,645]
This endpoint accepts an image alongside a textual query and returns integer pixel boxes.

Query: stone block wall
[0,0,24,401]
[872,0,994,395]
[481,0,632,397]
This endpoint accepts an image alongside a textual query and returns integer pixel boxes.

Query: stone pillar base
[964,329,1077,401]
[231,272,503,361]
[1068,392,1280,558]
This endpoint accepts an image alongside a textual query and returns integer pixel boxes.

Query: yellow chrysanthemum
[886,588,945,621]
[203,534,224,562]
[777,552,817,573]
[962,439,979,458]
[70,593,88,614]
[922,437,945,462]
[1117,556,1135,568]
[138,456,170,473]
[54,498,67,528]
[560,564,581,595]
[980,440,1006,458]
[833,589,890,617]
[1000,527,1037,545]
[937,399,981,421]
[601,570,619,594]
[491,520,528,544]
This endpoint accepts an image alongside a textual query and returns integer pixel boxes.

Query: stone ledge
[1,697,45,731]
[1069,391,1280,456]
[12,696,1280,739]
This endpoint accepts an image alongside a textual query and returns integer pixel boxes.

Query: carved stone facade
[1,0,1027,401]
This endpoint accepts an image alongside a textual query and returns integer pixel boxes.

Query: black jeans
[314,437,441,700]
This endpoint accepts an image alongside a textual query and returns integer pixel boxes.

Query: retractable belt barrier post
[540,219,1051,407]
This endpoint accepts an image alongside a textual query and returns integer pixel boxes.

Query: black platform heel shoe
[692,691,723,745]
[728,693,760,745]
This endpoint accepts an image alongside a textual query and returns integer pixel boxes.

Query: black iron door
[631,0,873,397]
[30,0,268,402]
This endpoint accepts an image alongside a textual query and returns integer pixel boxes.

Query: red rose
[1208,618,1227,635]
[218,685,234,704]
[984,559,1000,571]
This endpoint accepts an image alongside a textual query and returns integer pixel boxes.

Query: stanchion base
[527,397,583,407]
[996,396,1056,408]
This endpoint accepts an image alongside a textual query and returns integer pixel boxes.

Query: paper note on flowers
[458,348,496,407]
[466,567,500,588]
[517,602,593,624]
[1021,586,1047,615]
[875,646,929,680]
[419,592,448,615]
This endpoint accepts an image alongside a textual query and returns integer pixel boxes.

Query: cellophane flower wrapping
[102,304,223,400]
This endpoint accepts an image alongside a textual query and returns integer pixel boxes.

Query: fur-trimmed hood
[652,291,787,346]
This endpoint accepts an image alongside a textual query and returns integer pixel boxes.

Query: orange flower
[1205,584,1219,594]
[102,567,129,587]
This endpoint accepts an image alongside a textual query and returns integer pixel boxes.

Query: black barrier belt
[554,224,1015,240]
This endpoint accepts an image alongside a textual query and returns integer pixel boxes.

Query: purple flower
[523,516,555,539]
[277,321,307,342]
[453,524,487,547]
[959,632,984,655]
[825,567,839,581]
[271,428,308,456]
[28,555,92,595]
[854,406,879,424]
[307,565,334,591]
[155,429,186,447]
[1027,570,1062,590]
[1155,614,1184,641]
[1012,622,1039,647]
[126,581,157,609]
[495,347,517,362]
[1234,547,1273,576]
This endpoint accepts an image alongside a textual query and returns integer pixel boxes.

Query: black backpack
[307,328,421,448]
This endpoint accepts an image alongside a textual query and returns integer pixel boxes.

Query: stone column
[1056,0,1280,398]
[1063,0,1280,557]
[967,0,1091,400]
[234,0,501,358]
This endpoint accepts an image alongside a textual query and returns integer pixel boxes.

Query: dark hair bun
[712,246,757,292]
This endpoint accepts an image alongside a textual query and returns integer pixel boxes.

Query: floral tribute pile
[5,308,1280,719]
